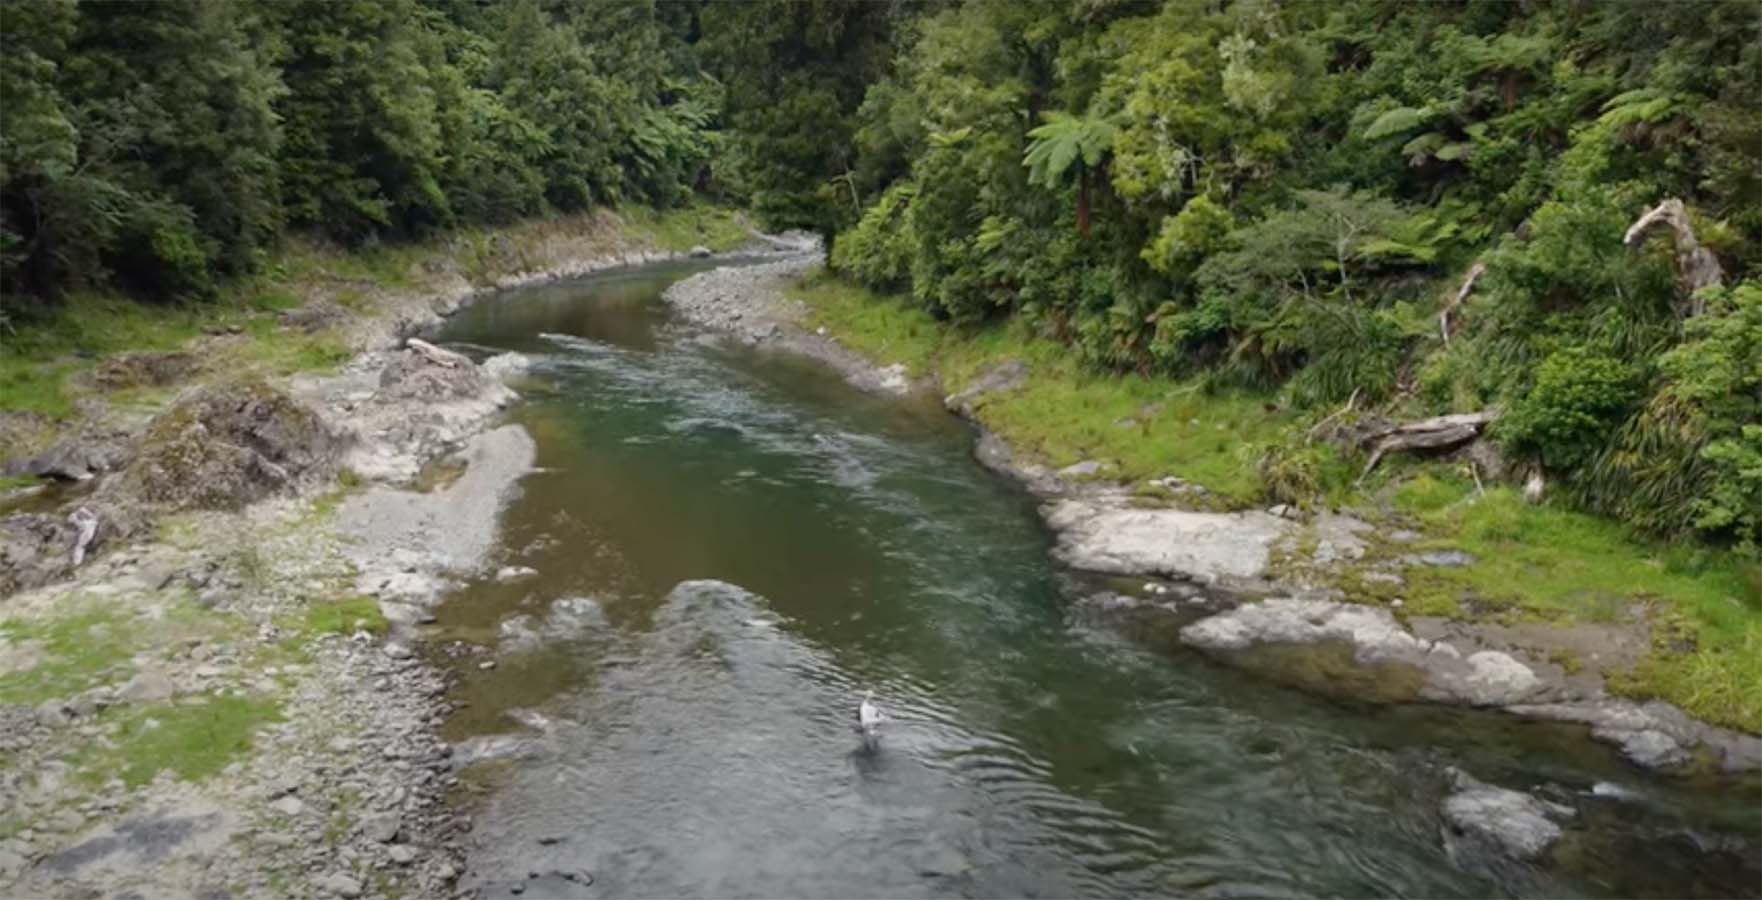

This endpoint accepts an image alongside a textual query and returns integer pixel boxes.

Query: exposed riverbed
[431,261,1760,899]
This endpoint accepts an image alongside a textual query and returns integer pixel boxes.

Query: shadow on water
[433,261,1762,899]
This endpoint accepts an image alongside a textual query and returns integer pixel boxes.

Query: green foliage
[1,0,724,304]
[1498,346,1642,471]
[1022,111,1115,189]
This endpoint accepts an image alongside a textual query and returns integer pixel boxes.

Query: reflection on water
[435,262,1761,899]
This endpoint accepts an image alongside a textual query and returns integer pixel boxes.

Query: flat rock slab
[1180,596,1548,708]
[1045,500,1291,584]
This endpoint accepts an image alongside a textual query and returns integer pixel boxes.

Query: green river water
[431,260,1760,899]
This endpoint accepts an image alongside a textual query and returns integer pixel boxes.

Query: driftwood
[68,506,98,567]
[1624,198,1724,315]
[405,337,468,368]
[1439,260,1485,345]
[1359,410,1498,478]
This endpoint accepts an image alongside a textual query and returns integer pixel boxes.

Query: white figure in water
[857,690,888,746]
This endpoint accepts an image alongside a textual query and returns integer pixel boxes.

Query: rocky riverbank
[661,254,1762,784]
[0,213,777,899]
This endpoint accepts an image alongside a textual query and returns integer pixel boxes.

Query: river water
[432,261,1759,899]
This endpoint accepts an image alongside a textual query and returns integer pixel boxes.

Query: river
[431,260,1760,899]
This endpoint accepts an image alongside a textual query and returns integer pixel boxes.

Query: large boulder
[1440,769,1573,864]
[2,424,134,482]
[104,379,341,512]
[376,339,488,402]
[1047,501,1291,584]
[0,513,80,597]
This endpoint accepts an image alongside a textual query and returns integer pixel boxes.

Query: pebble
[269,796,305,817]
[388,844,417,864]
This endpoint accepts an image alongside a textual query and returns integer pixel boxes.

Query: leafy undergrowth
[79,694,283,788]
[796,269,1762,733]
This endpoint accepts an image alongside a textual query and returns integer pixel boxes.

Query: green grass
[0,606,135,704]
[302,596,390,637]
[792,268,1296,503]
[619,203,752,253]
[1390,478,1762,732]
[85,694,283,788]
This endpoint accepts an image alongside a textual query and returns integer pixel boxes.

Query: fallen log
[1359,410,1498,478]
[1623,198,1724,315]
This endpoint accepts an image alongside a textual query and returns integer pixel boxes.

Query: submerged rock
[1440,769,1573,862]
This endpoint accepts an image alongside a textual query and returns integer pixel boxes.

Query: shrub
[1498,345,1641,470]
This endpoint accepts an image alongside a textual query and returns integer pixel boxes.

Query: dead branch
[1306,387,1360,443]
[405,337,468,368]
[1359,410,1498,479]
[1624,198,1724,315]
[1439,260,1486,346]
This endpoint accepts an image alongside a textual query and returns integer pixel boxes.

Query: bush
[1498,345,1641,470]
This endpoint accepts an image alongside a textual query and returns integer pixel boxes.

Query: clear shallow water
[434,262,1761,899]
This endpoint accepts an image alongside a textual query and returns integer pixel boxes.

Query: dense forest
[2,0,1758,552]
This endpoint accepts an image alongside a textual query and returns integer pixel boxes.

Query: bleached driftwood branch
[1624,198,1724,315]
[1439,260,1486,345]
[405,337,468,368]
[1359,410,1498,478]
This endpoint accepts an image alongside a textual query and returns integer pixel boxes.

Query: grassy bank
[0,204,751,453]
[791,267,1762,734]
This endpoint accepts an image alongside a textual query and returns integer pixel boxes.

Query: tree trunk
[1076,167,1091,239]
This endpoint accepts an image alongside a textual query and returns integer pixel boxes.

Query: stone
[688,245,713,258]
[317,873,363,898]
[1046,502,1292,584]
[269,796,305,817]
[361,811,400,843]
[1440,769,1571,862]
[494,565,538,583]
[35,700,73,728]
[387,844,417,865]
[1180,597,1547,707]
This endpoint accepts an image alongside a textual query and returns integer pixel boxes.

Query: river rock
[317,872,362,898]
[117,668,178,703]
[1504,698,1762,773]
[1440,769,1572,862]
[1046,501,1290,584]
[688,245,713,258]
[1180,596,1548,707]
